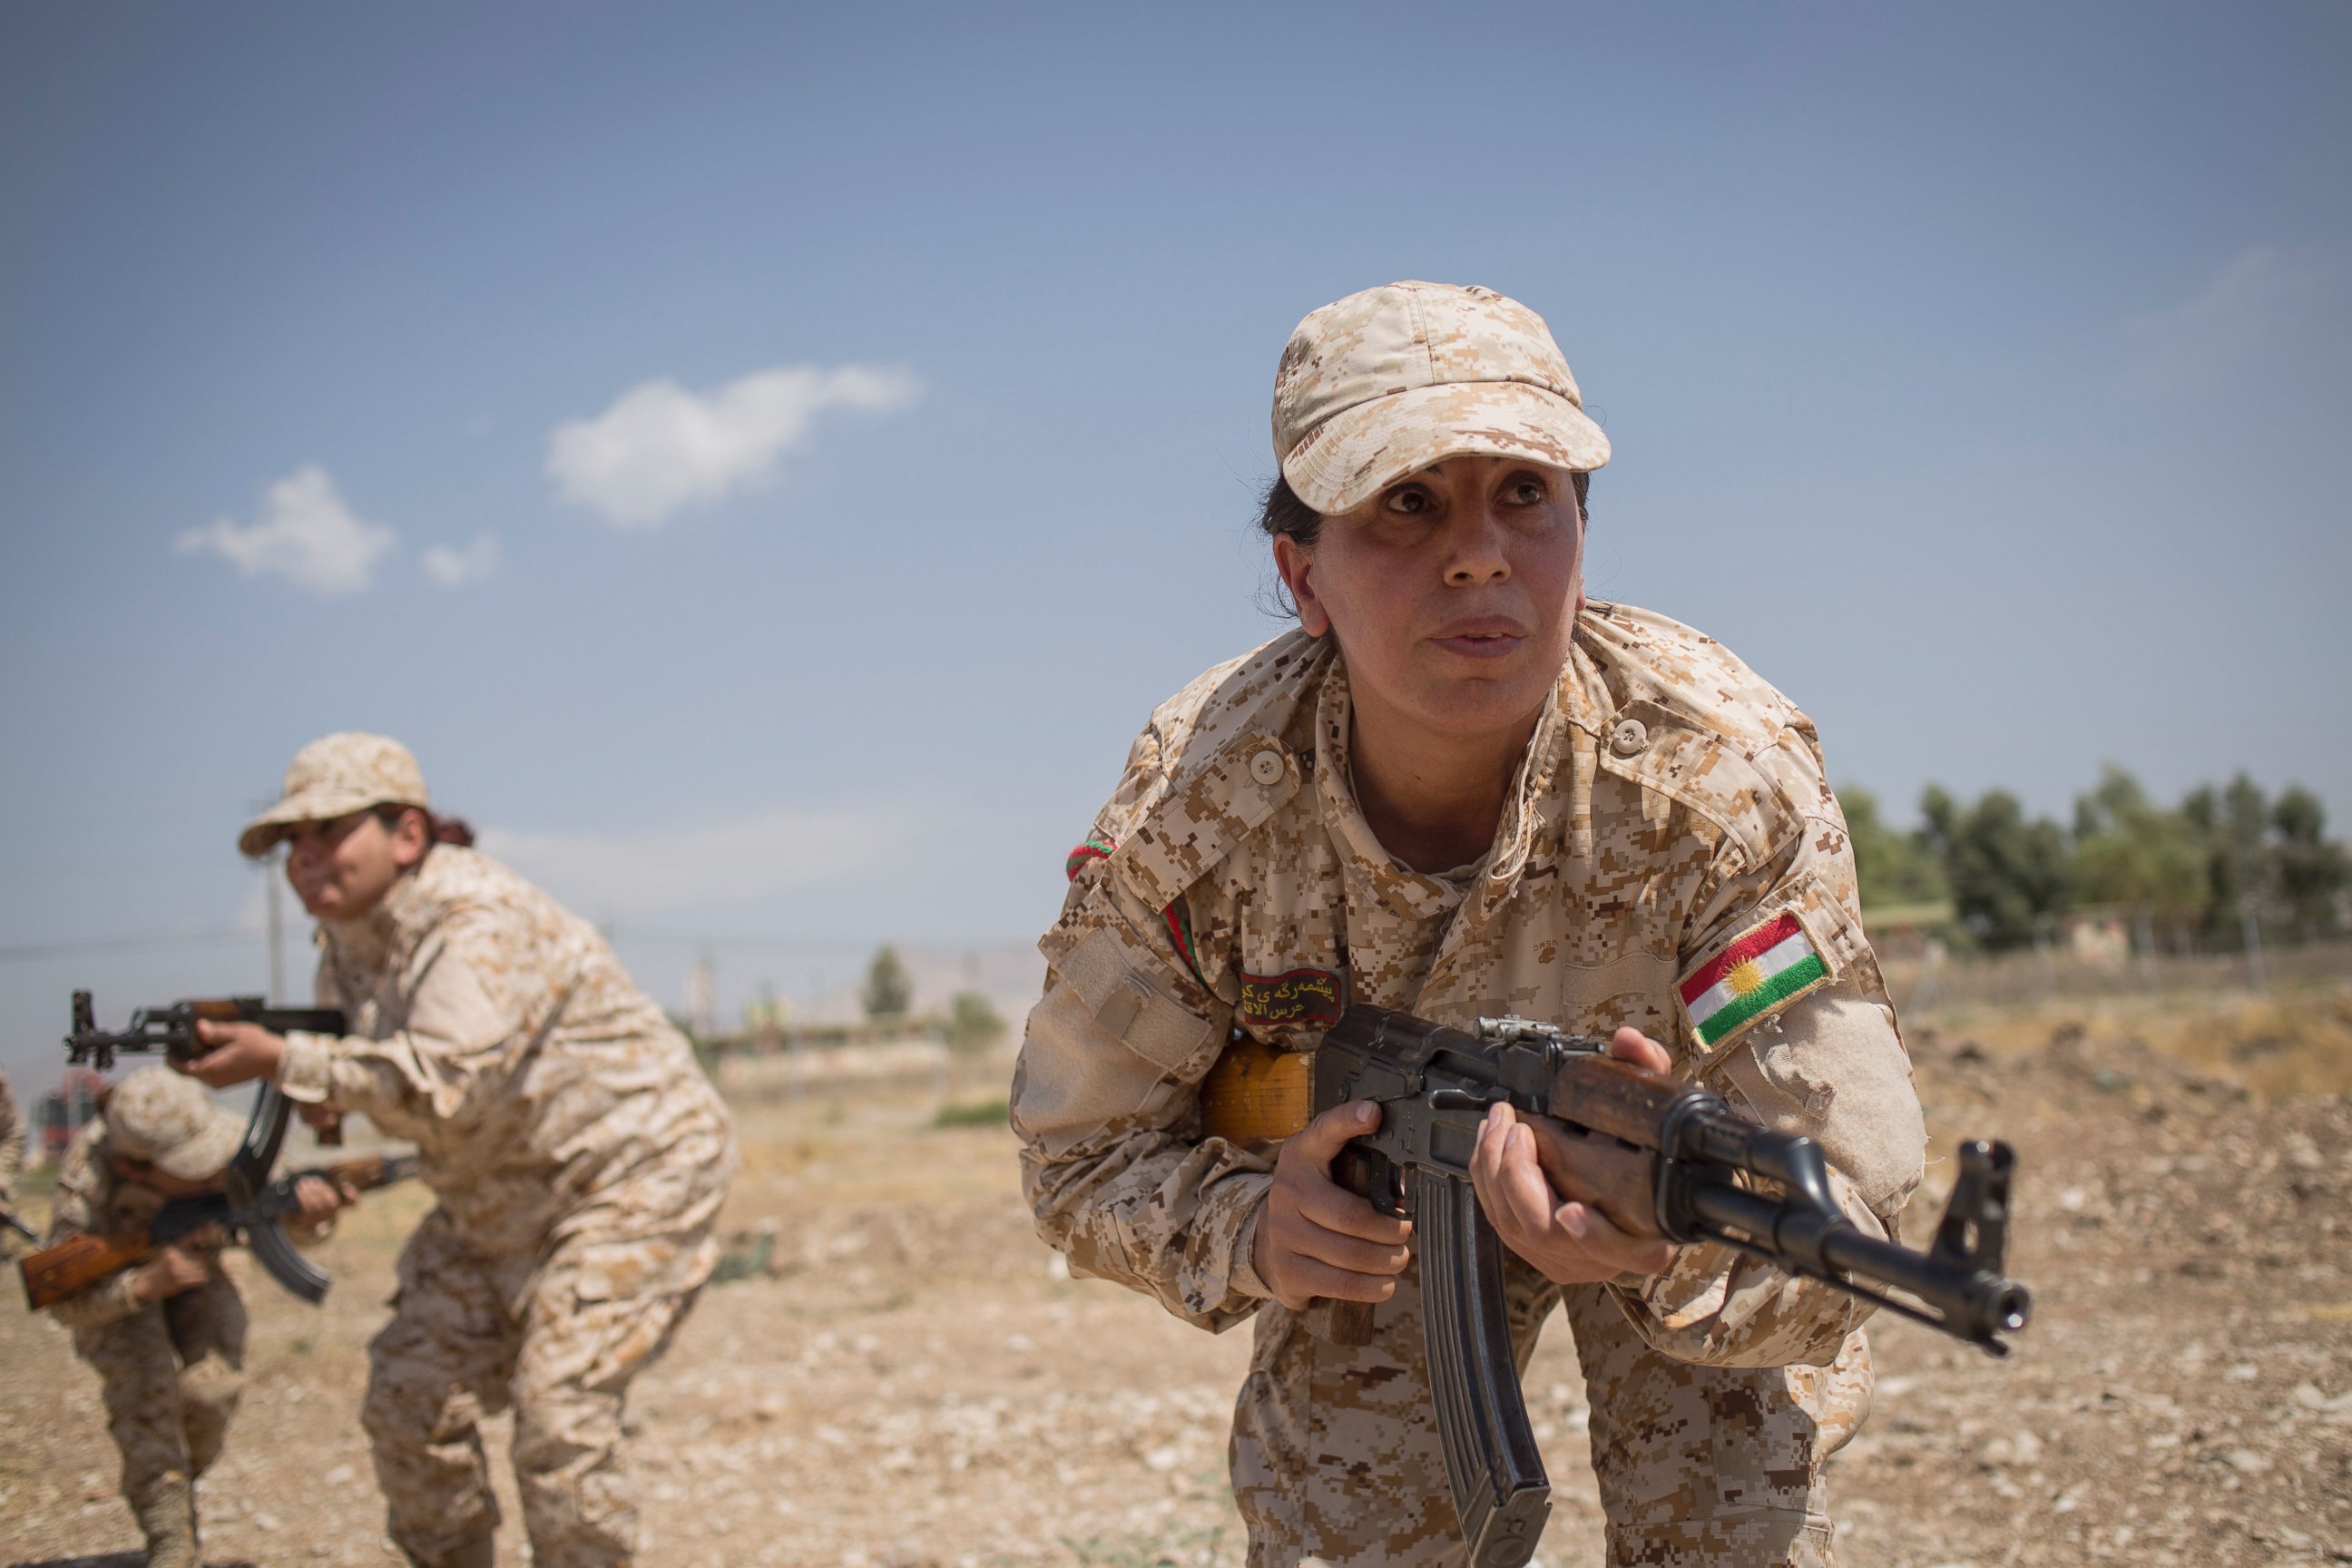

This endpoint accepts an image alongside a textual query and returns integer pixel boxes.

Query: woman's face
[1274,455,1585,743]
[283,809,427,922]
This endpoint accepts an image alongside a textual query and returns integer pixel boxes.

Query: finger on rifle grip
[1306,1297,1377,1346]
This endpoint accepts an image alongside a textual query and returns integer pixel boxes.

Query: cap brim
[238,786,413,858]
[1280,379,1611,516]
[152,1102,246,1182]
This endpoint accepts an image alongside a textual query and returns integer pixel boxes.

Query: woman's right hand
[131,1230,222,1303]
[1250,1100,1413,1311]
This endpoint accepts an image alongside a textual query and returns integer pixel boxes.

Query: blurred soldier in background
[0,1068,25,1246]
[41,1066,348,1568]
[1012,282,1926,1566]
[179,732,738,1568]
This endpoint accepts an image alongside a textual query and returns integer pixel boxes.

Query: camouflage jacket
[1011,603,1927,1367]
[41,1119,168,1328]
[277,846,736,1260]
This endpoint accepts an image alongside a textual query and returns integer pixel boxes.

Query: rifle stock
[21,1230,153,1310]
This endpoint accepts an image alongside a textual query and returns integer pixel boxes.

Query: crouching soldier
[42,1065,349,1568]
[179,731,739,1568]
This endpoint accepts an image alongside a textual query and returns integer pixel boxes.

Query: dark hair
[373,802,476,849]
[1255,467,1592,614]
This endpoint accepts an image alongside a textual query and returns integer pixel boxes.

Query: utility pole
[688,952,717,1043]
[264,848,287,1003]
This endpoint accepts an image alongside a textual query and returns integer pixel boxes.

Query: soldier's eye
[1504,475,1549,505]
[1383,485,1435,515]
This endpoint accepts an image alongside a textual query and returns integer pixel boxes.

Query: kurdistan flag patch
[1679,912,1833,1049]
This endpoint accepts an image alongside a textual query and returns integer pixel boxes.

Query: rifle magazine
[1412,1167,1550,1568]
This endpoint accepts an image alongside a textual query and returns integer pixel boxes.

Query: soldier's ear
[1272,534,1332,639]
[387,807,432,868]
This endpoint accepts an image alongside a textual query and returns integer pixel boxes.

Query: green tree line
[1840,768,2349,952]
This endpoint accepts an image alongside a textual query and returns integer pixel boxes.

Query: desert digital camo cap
[1272,280,1612,516]
[239,730,430,857]
[106,1064,246,1181]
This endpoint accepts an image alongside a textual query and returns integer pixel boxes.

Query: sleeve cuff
[1226,1187,1276,1300]
[275,1031,337,1103]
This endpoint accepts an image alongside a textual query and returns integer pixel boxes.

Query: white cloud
[478,799,931,916]
[174,465,397,596]
[422,533,503,588]
[545,363,923,529]
[2127,241,2351,397]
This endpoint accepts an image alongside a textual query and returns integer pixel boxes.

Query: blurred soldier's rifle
[1202,1004,2032,1568]
[51,990,355,1301]
[20,1151,417,1309]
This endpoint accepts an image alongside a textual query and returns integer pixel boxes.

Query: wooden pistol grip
[21,1230,151,1312]
[1305,1298,1378,1346]
[1523,1120,1665,1241]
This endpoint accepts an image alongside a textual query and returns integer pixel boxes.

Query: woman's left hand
[1469,1026,1680,1285]
[177,1020,288,1087]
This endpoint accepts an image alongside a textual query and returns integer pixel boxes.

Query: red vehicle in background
[36,1068,104,1165]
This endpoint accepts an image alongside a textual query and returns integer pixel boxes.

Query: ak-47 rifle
[1210,1004,2032,1568]
[54,990,355,1299]
[19,1151,417,1309]
[65,990,347,1075]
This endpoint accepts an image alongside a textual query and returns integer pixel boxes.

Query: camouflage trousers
[73,1272,247,1506]
[362,1206,714,1568]
[1230,1254,1869,1567]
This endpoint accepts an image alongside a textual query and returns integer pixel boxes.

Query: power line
[0,927,264,964]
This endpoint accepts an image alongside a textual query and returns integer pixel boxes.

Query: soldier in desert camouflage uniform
[181,733,739,1568]
[42,1065,348,1568]
[1011,282,1928,1566]
[0,1068,24,1240]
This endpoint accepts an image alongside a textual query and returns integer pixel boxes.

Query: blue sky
[4,4,2347,1088]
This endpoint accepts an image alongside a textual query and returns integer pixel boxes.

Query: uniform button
[1249,748,1288,786]
[1609,718,1649,758]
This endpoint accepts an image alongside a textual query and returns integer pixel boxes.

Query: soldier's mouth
[1430,619,1527,661]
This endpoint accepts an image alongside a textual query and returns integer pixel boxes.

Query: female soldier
[181,732,736,1568]
[1010,282,1927,1566]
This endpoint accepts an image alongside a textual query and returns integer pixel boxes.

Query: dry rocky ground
[4,982,2347,1568]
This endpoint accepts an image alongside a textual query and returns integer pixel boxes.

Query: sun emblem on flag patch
[1677,912,1833,1050]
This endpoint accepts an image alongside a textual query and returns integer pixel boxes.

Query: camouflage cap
[1272,280,1611,516]
[239,731,430,858]
[105,1065,244,1182]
